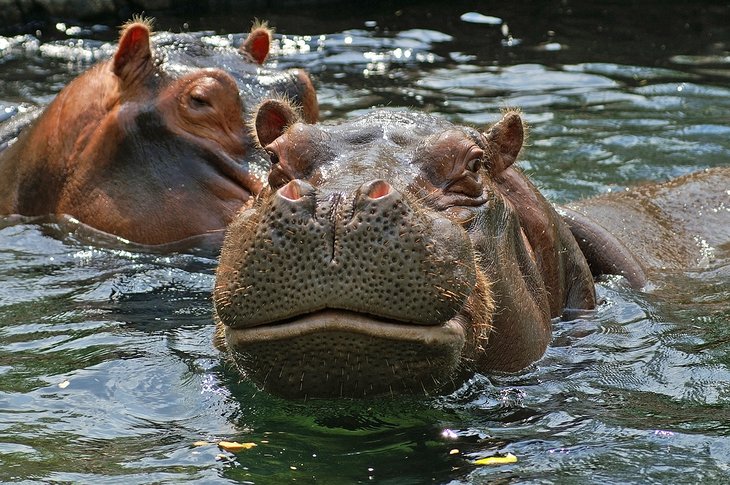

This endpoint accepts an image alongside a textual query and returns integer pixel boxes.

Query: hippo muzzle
[215,178,481,398]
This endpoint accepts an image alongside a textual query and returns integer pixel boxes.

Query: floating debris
[473,453,518,466]
[218,441,257,452]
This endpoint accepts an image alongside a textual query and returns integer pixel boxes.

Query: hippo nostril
[279,180,303,201]
[362,179,392,200]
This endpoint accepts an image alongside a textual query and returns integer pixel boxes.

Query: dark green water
[1,2,729,483]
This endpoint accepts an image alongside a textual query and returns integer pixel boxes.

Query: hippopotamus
[0,20,318,246]
[562,168,729,288]
[213,100,729,399]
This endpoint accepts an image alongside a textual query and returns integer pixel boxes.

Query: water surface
[1,2,729,483]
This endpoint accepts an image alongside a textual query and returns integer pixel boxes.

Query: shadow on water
[1,1,730,483]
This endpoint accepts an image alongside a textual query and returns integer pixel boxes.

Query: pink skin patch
[365,180,392,200]
[279,180,302,201]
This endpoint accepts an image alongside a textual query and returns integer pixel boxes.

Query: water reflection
[1,4,730,484]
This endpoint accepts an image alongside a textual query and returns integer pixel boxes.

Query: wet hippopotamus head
[214,101,596,399]
[0,19,317,246]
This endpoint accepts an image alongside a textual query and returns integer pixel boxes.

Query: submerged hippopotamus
[562,168,729,288]
[213,100,729,399]
[0,20,317,246]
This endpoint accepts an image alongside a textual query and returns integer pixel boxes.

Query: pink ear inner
[243,28,271,65]
[255,100,299,147]
[113,23,152,84]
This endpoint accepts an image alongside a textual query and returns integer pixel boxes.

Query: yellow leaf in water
[473,453,518,466]
[192,441,209,447]
[218,441,257,452]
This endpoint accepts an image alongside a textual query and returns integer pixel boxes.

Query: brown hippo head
[214,101,596,398]
[0,20,318,246]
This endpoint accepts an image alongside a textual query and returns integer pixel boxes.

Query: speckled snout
[214,178,477,329]
[214,177,479,397]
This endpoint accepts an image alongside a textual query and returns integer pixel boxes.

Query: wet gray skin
[214,101,596,399]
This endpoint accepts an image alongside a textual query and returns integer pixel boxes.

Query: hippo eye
[188,88,212,109]
[445,146,485,198]
[190,95,211,109]
[465,147,484,173]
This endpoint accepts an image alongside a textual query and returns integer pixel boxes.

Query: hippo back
[564,167,730,286]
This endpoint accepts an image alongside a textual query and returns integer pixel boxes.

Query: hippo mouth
[219,309,470,398]
[203,148,263,197]
[224,309,466,346]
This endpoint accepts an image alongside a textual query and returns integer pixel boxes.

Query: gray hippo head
[213,100,596,398]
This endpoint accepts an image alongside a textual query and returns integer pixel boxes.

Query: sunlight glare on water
[1,2,729,483]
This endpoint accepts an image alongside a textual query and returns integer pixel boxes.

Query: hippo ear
[254,99,300,147]
[241,23,272,65]
[113,21,153,88]
[484,111,524,175]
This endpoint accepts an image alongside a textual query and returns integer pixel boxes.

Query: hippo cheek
[221,310,469,399]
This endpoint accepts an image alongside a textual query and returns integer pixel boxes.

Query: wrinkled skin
[214,101,596,399]
[0,20,318,246]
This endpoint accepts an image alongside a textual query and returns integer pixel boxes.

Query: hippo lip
[191,135,261,195]
[223,309,466,347]
[208,151,262,195]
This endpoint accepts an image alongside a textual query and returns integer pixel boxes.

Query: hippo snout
[213,105,601,397]
[213,177,479,397]
[215,178,477,329]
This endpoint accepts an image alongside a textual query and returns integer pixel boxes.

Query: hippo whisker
[260,365,273,388]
